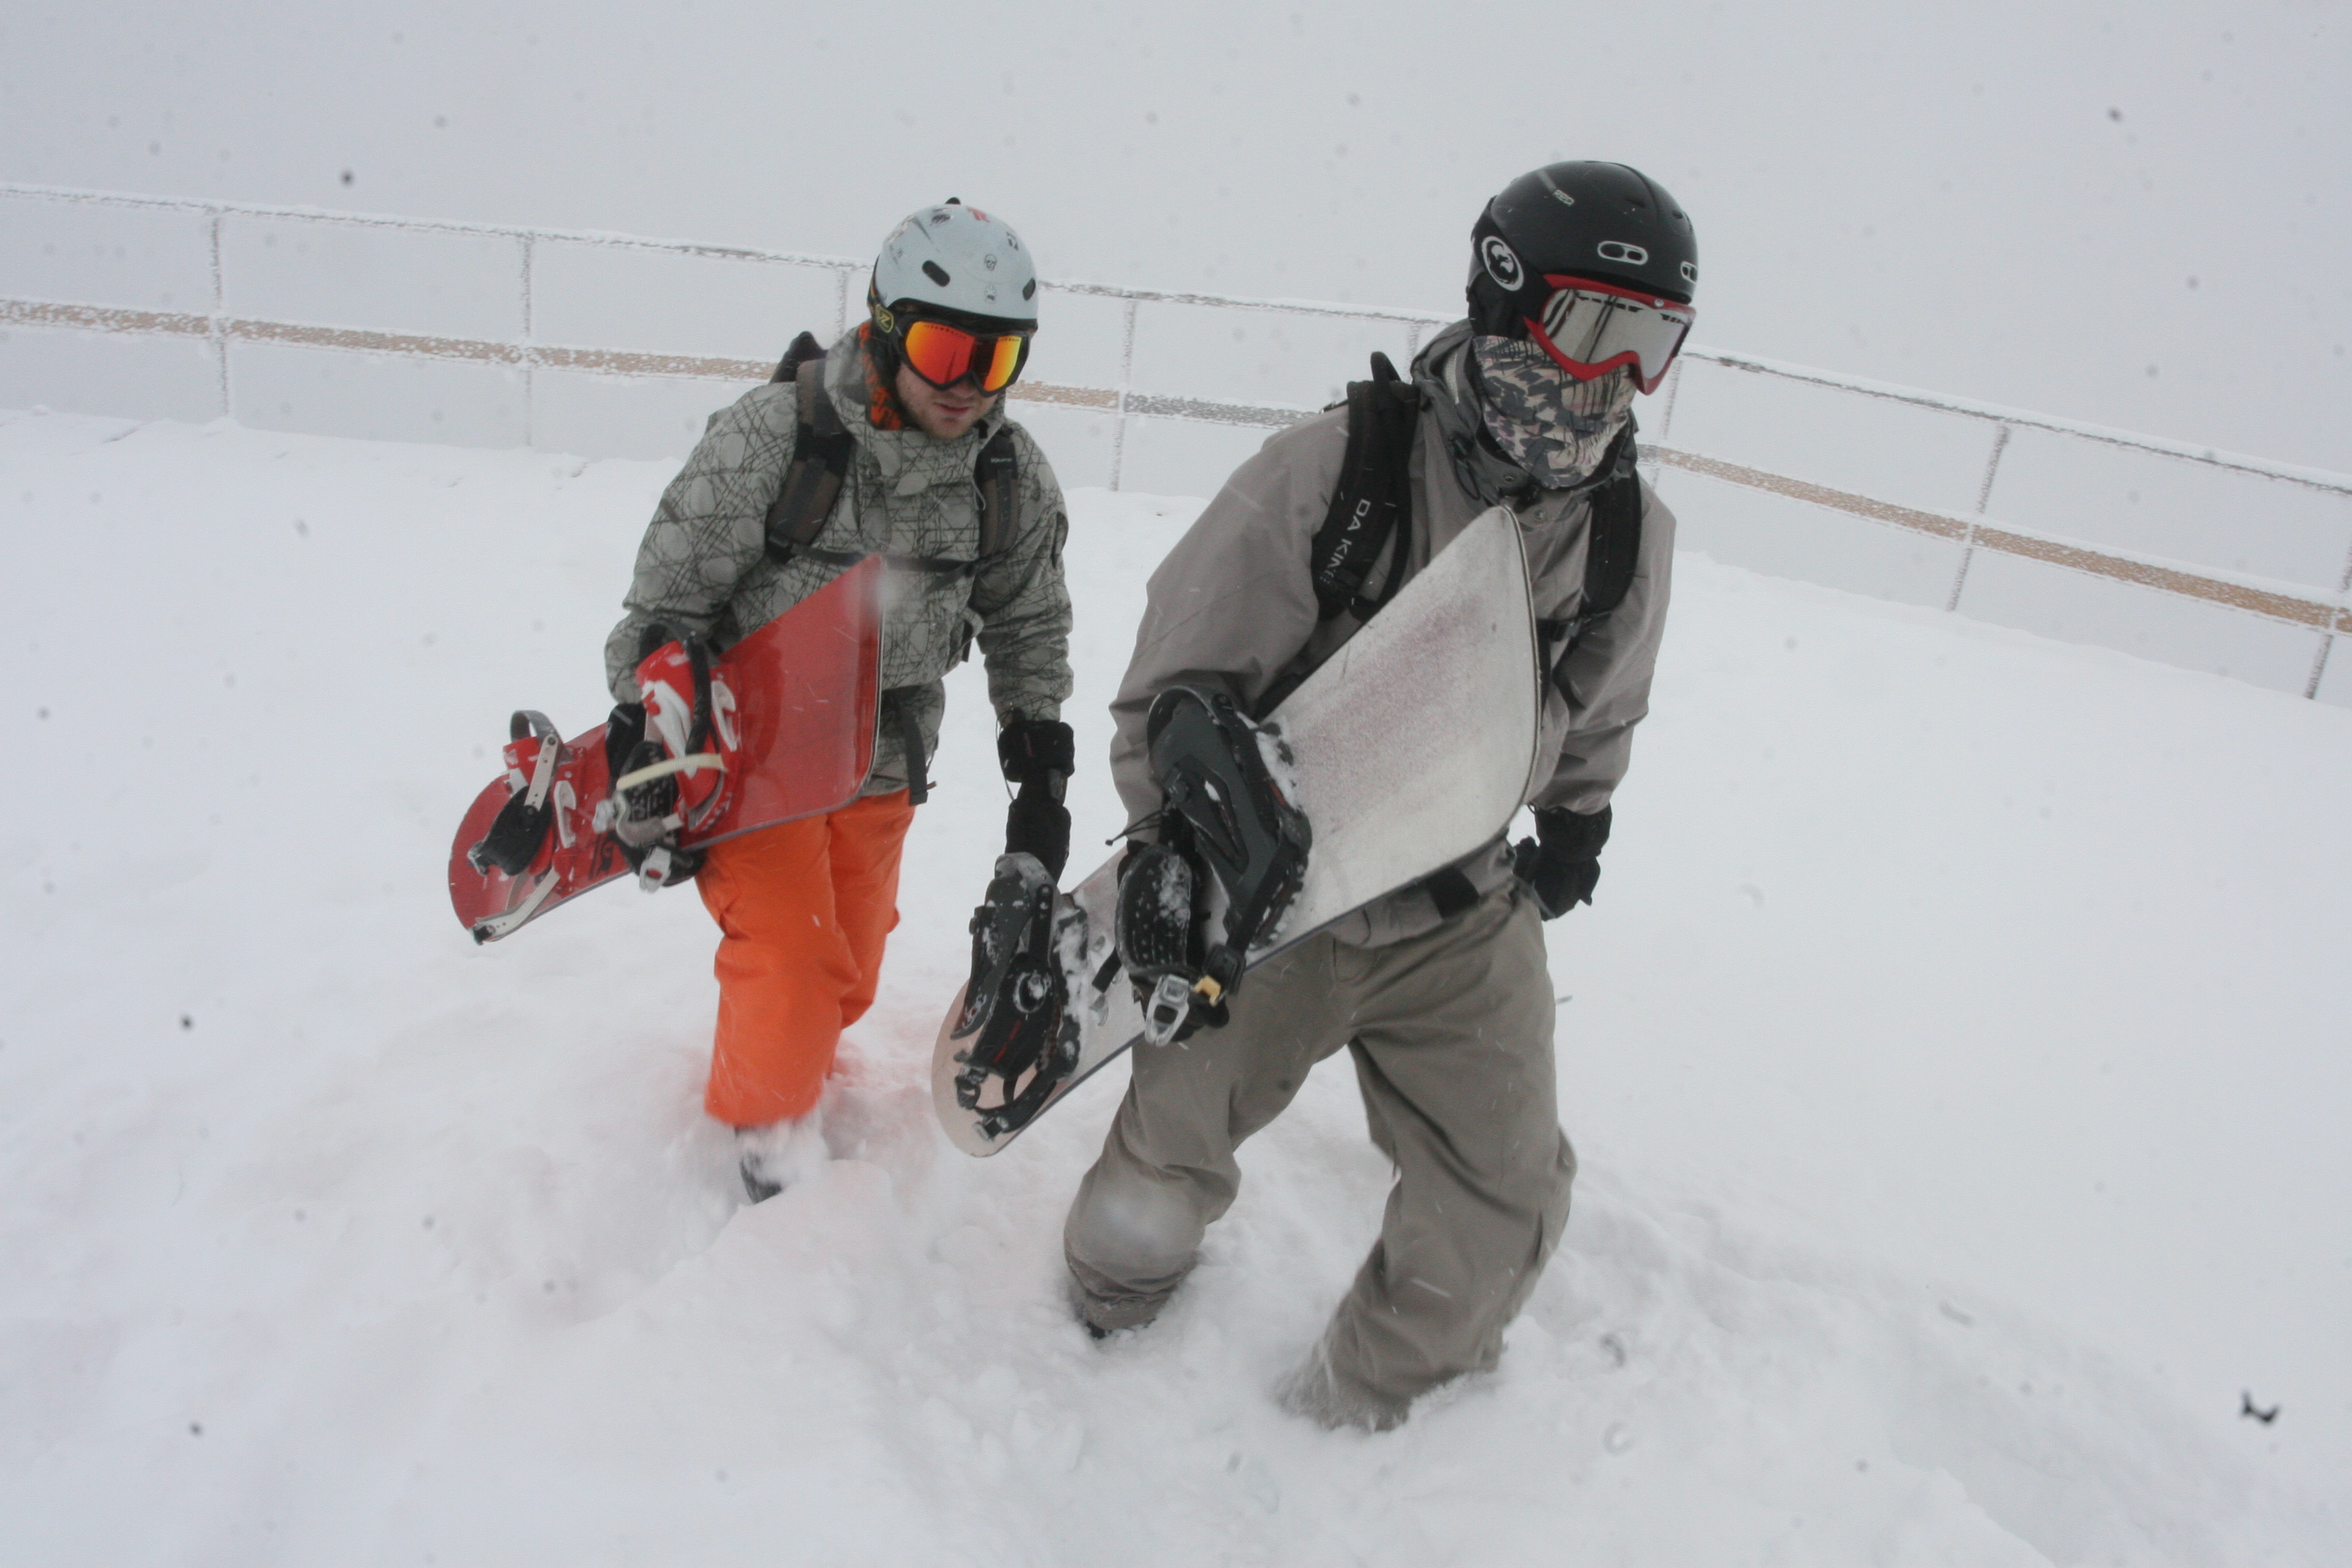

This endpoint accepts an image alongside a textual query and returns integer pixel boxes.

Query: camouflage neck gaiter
[1469,336,1636,489]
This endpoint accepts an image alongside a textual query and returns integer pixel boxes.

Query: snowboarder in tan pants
[1063,163,1700,1430]
[606,203,1075,1202]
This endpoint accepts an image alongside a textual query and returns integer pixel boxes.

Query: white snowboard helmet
[869,199,1039,331]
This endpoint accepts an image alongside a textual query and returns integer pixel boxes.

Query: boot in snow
[735,1114,827,1204]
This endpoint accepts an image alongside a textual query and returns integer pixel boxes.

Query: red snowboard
[448,557,885,943]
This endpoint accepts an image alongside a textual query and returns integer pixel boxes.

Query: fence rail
[5,181,2348,701]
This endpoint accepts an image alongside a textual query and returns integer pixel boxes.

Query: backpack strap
[1580,421,1644,620]
[972,423,1020,563]
[763,349,858,569]
[1308,352,1421,623]
[1536,421,1645,707]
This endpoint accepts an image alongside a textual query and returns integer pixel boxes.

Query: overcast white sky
[3,0,2346,469]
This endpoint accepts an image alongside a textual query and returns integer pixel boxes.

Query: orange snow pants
[692,790,917,1128]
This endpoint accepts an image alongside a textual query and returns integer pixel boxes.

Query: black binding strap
[1308,352,1421,623]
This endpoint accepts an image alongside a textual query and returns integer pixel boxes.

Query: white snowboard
[933,505,1542,1156]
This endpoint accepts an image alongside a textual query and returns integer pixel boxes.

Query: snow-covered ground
[2,404,2347,1564]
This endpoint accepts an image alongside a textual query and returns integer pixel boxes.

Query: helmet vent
[922,260,952,287]
[1681,260,1698,285]
[1022,278,1037,300]
[1598,241,1649,265]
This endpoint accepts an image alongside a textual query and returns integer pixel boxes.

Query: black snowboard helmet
[1467,162,1699,340]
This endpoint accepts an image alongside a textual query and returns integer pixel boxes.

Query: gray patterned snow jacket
[605,328,1074,798]
[1107,322,1674,948]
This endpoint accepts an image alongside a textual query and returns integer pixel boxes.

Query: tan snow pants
[1063,882,1575,1422]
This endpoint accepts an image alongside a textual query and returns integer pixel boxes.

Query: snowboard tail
[448,556,885,943]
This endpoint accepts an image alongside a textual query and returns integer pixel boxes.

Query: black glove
[1511,804,1610,919]
[998,718,1074,881]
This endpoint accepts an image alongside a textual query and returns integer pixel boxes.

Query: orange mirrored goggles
[897,317,1033,394]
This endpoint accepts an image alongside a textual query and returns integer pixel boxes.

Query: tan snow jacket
[605,329,1074,797]
[1109,366,1675,948]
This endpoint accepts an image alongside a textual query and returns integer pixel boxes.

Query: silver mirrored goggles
[1528,275,1695,395]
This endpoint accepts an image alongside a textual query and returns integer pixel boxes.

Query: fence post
[1109,296,1139,492]
[2308,539,2352,699]
[1947,422,2012,613]
[519,233,536,449]
[208,207,230,418]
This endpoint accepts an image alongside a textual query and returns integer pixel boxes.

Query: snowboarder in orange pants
[604,201,1076,1200]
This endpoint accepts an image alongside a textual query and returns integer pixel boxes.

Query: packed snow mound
[0,407,2344,1564]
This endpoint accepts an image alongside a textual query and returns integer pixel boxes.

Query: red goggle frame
[1526,275,1694,395]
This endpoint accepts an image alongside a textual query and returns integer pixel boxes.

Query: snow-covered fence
[5,181,2349,705]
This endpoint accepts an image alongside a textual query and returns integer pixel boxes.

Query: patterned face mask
[1471,336,1637,487]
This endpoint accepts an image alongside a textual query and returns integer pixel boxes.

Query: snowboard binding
[1118,686,1312,1046]
[595,628,739,890]
[460,709,588,942]
[950,853,1084,1138]
[467,710,569,880]
[1115,840,1228,1044]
